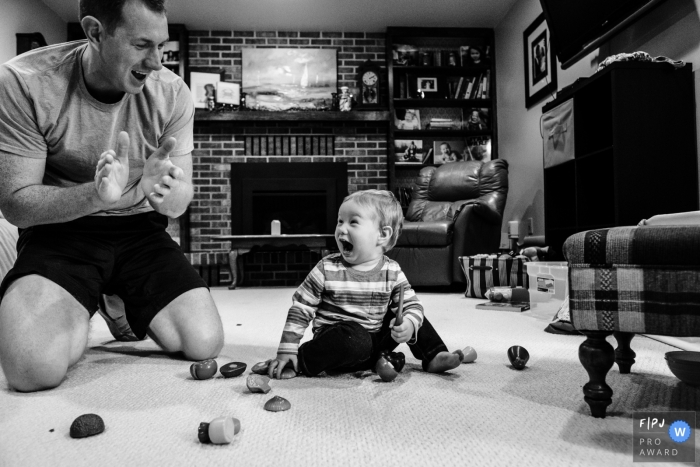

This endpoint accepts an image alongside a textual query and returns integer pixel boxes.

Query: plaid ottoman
[563,226,700,418]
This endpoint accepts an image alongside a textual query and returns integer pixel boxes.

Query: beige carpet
[1,287,698,467]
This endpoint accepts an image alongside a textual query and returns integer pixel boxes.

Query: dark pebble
[70,414,105,439]
[198,422,211,443]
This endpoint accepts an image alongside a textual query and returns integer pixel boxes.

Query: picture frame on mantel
[189,68,225,109]
[523,13,558,109]
[241,47,337,111]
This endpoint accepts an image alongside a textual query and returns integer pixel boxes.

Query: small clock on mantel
[357,60,382,109]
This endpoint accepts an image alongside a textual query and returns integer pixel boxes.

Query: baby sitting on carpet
[261,189,464,379]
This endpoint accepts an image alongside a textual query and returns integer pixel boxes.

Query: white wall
[0,0,66,65]
[495,0,700,242]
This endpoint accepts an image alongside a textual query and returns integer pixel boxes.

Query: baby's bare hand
[390,318,415,344]
[268,354,298,379]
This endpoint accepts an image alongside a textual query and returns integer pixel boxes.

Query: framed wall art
[216,81,241,106]
[189,68,225,109]
[394,139,425,165]
[523,13,558,109]
[241,48,337,111]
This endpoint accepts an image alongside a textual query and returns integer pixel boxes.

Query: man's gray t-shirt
[0,40,195,216]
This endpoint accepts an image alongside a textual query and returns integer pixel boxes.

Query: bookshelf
[386,27,497,206]
[541,61,698,259]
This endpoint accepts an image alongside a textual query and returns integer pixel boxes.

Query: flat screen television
[539,0,667,69]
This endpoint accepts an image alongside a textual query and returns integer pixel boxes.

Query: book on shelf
[398,74,407,99]
[466,73,490,99]
[475,301,530,312]
[463,77,475,99]
[474,78,484,99]
[428,118,460,130]
[483,70,491,98]
[454,77,465,99]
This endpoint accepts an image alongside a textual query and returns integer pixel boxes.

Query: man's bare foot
[426,350,463,373]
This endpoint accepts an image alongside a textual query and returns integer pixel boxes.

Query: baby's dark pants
[297,310,448,376]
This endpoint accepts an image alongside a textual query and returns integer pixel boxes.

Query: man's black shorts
[0,212,206,339]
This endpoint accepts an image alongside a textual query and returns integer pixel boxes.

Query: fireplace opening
[252,191,326,235]
[231,162,348,235]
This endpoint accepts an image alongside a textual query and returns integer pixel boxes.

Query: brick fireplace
[170,31,388,286]
[176,30,391,287]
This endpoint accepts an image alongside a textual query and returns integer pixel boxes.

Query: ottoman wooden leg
[613,331,636,374]
[579,331,615,418]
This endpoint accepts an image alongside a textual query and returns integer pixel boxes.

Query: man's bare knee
[0,275,89,392]
[148,288,224,360]
[4,359,68,392]
[181,328,224,361]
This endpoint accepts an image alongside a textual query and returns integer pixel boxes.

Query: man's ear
[378,225,393,247]
[81,16,105,48]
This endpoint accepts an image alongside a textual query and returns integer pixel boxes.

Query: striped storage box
[459,254,530,298]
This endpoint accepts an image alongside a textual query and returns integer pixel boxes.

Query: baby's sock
[426,350,463,373]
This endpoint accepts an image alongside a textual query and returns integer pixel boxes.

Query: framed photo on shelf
[215,81,241,106]
[394,108,421,130]
[392,44,418,66]
[189,68,225,109]
[465,136,492,162]
[460,45,491,67]
[433,140,468,165]
[161,40,180,65]
[523,13,558,109]
[394,140,425,165]
[464,108,489,130]
[417,77,438,94]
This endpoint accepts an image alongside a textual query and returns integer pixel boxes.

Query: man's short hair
[343,189,404,251]
[80,0,167,35]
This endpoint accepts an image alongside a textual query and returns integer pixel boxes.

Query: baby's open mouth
[131,70,148,81]
[339,239,353,253]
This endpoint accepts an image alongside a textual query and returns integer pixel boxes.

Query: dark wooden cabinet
[386,27,497,208]
[542,61,698,259]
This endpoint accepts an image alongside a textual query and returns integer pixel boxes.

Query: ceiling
[40,0,518,32]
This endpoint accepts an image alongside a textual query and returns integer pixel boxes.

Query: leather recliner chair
[387,159,509,286]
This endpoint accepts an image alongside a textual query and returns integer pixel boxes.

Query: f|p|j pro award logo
[633,411,696,463]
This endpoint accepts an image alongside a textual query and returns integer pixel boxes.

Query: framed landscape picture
[242,48,337,111]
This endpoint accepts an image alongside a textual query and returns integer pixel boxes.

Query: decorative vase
[339,86,352,112]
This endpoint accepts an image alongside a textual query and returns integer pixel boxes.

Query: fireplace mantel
[195,109,390,122]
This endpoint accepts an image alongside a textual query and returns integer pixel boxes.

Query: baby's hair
[343,189,404,251]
